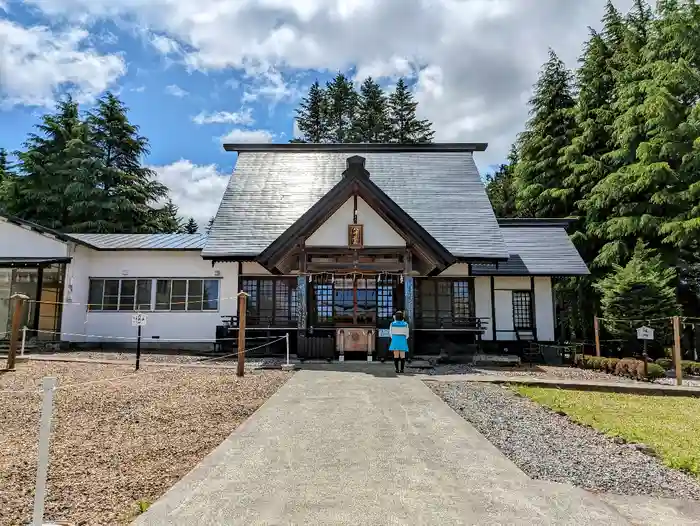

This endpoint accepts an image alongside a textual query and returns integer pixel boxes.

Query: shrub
[655,358,673,370]
[645,363,666,380]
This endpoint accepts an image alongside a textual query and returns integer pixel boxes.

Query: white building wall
[61,248,239,344]
[306,197,406,247]
[534,277,555,342]
[0,220,68,258]
[473,277,492,340]
[439,263,470,276]
[490,276,555,342]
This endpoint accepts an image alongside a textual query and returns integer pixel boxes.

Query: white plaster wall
[439,263,470,277]
[306,197,405,247]
[241,262,272,275]
[61,248,239,343]
[493,276,531,290]
[534,277,555,342]
[473,276,492,340]
[0,220,68,258]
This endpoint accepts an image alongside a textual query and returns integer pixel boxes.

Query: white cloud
[219,128,274,143]
[150,160,229,227]
[149,33,181,55]
[131,85,146,93]
[193,108,254,125]
[0,19,125,109]
[164,84,188,97]
[22,0,636,166]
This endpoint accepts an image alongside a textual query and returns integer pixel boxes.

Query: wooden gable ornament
[348,224,364,249]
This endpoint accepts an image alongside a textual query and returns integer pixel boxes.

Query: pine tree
[387,78,434,143]
[184,217,199,234]
[294,80,327,143]
[0,148,9,182]
[87,92,169,233]
[594,242,680,353]
[324,73,358,143]
[156,199,183,233]
[354,77,389,142]
[514,49,576,218]
[485,146,518,217]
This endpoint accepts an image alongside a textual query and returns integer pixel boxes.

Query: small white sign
[637,326,654,340]
[378,329,390,338]
[131,313,148,327]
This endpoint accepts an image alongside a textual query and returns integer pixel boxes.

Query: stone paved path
[133,369,698,525]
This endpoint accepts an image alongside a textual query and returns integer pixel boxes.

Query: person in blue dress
[389,310,409,373]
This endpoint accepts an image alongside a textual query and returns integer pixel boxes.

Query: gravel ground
[0,361,290,526]
[27,351,286,369]
[429,381,700,500]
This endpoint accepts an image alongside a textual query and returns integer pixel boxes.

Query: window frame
[240,277,298,327]
[512,290,534,329]
[415,278,475,328]
[88,278,220,312]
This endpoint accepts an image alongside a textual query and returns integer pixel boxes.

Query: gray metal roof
[472,226,589,276]
[67,233,207,250]
[203,151,508,260]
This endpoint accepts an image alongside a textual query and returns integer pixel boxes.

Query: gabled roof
[472,224,589,276]
[67,233,207,250]
[257,155,455,271]
[203,146,508,260]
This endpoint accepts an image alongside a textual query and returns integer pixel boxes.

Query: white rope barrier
[0,335,288,396]
[31,328,289,343]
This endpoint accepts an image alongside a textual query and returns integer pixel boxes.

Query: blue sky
[0,0,631,225]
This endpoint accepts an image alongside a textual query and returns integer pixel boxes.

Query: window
[242,278,298,326]
[89,278,219,312]
[88,279,152,311]
[512,291,533,329]
[415,279,474,327]
[156,279,220,311]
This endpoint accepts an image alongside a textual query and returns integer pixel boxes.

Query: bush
[646,363,666,380]
[655,358,673,370]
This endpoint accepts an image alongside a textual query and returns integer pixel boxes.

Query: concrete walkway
[130,369,697,526]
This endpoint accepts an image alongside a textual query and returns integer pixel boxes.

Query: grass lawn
[513,386,700,478]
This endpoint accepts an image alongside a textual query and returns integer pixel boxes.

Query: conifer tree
[485,146,518,217]
[294,80,327,143]
[184,217,199,234]
[354,77,389,142]
[514,49,576,218]
[387,78,434,143]
[324,73,358,143]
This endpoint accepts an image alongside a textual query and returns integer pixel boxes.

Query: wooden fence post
[237,292,248,377]
[594,315,601,357]
[673,315,683,386]
[6,293,29,371]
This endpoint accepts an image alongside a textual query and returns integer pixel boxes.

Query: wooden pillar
[593,315,601,357]
[673,315,683,386]
[6,294,29,371]
[237,292,248,377]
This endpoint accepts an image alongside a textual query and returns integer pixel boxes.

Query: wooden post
[6,293,29,371]
[594,315,601,357]
[673,315,683,386]
[237,292,248,377]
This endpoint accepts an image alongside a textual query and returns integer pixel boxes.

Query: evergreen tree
[294,80,327,143]
[0,148,10,182]
[387,78,434,143]
[514,49,576,218]
[156,199,183,233]
[324,73,358,143]
[485,146,518,217]
[87,92,169,233]
[184,217,199,234]
[354,77,389,142]
[10,97,106,230]
[594,242,680,353]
